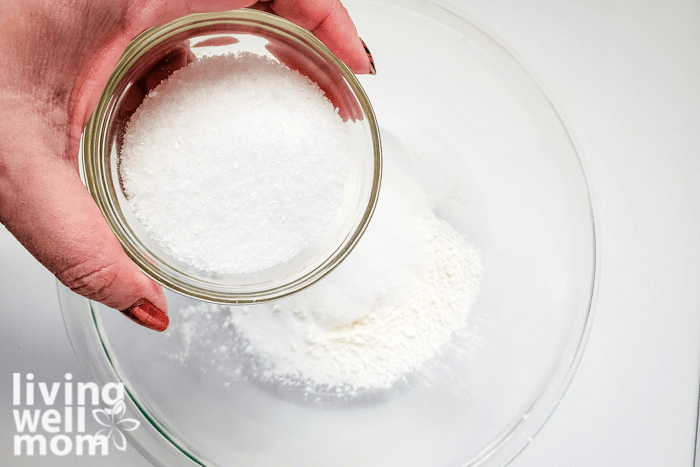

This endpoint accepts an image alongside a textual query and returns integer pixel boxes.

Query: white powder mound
[164,153,483,396]
[230,215,481,392]
[119,52,349,274]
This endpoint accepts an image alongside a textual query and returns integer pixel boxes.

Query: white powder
[165,152,483,397]
[120,52,349,274]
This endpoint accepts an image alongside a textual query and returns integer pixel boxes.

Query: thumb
[1,149,169,332]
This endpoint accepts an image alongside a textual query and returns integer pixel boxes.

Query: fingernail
[360,38,376,75]
[120,299,169,332]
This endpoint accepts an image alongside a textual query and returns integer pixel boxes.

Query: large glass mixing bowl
[60,0,598,465]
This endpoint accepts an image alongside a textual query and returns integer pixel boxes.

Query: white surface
[1,0,699,465]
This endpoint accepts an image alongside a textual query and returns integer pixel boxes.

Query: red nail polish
[360,38,376,75]
[120,299,169,332]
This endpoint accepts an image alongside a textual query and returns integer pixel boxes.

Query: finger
[266,0,372,74]
[129,0,372,74]
[1,147,168,331]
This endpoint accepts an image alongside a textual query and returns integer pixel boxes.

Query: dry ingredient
[166,150,483,397]
[120,52,349,274]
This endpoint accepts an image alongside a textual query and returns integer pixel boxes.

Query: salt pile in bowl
[119,52,350,274]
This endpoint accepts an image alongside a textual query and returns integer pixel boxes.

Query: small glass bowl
[80,9,382,304]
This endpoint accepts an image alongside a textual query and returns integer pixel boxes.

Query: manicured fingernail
[120,299,169,332]
[360,38,376,75]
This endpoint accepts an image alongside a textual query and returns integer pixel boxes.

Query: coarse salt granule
[119,52,350,274]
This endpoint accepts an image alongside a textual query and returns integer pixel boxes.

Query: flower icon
[92,399,140,451]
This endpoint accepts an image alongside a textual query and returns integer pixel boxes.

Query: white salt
[120,52,349,274]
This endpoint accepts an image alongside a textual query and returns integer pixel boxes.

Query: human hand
[0,0,374,331]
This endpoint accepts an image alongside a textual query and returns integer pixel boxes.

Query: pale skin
[0,0,372,328]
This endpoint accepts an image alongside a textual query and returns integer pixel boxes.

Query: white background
[1,0,699,465]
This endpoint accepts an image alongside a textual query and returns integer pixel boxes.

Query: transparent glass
[80,9,382,303]
[63,1,599,466]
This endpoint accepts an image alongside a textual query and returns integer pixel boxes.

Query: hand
[0,0,374,331]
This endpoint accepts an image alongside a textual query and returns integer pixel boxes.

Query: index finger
[145,0,372,74]
[263,0,372,74]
